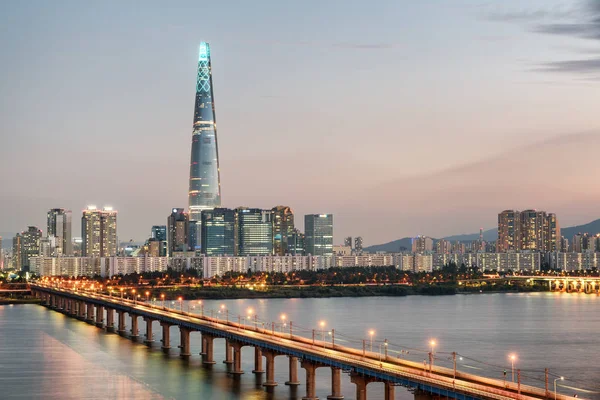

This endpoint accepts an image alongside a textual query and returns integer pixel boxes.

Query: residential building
[21,226,42,271]
[167,208,189,256]
[411,236,433,253]
[47,208,72,255]
[81,206,118,257]
[272,206,294,256]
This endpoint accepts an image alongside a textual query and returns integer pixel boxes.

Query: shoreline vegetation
[146,283,549,301]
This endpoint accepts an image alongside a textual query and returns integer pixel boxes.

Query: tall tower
[188,42,221,223]
[47,208,73,256]
[81,206,117,257]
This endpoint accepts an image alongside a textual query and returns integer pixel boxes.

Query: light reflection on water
[0,293,598,399]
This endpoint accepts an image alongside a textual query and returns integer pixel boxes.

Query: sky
[1,0,600,246]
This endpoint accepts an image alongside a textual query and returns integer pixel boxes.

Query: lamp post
[509,354,517,383]
[280,314,286,332]
[178,296,183,311]
[369,330,375,352]
[132,289,136,304]
[145,291,150,302]
[160,294,165,307]
[554,377,564,400]
[319,321,326,342]
[430,340,436,369]
[199,300,204,317]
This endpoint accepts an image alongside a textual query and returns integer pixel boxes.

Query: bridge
[459,276,600,293]
[31,283,576,400]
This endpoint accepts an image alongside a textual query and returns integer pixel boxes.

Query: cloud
[486,1,600,76]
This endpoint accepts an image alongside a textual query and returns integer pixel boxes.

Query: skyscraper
[497,209,559,253]
[12,233,22,270]
[188,42,221,222]
[47,208,72,256]
[344,237,353,248]
[236,208,273,256]
[201,208,236,256]
[167,208,189,256]
[272,206,294,256]
[81,206,118,257]
[21,226,42,271]
[304,214,333,256]
[151,226,167,241]
[354,237,363,254]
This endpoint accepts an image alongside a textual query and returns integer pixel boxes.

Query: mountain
[561,219,600,240]
[364,218,600,253]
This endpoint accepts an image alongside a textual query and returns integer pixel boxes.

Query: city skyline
[1,1,600,244]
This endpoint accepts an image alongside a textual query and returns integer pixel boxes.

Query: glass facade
[236,208,273,256]
[188,42,221,221]
[304,214,334,256]
[201,208,236,256]
[272,206,294,255]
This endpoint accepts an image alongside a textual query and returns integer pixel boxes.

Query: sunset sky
[1,0,599,245]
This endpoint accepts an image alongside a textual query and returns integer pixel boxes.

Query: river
[0,293,598,399]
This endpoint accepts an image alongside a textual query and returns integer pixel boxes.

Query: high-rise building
[344,237,353,248]
[201,208,236,256]
[188,42,221,222]
[81,206,118,257]
[354,237,363,254]
[412,236,433,253]
[21,226,42,271]
[497,210,559,253]
[436,239,451,255]
[304,214,333,256]
[151,226,167,241]
[272,206,294,256]
[47,208,73,256]
[288,229,305,256]
[167,208,189,256]
[12,234,22,270]
[236,208,274,256]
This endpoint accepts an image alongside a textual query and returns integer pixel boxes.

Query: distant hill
[364,218,600,253]
[561,219,600,239]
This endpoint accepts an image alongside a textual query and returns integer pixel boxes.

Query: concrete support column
[384,382,395,400]
[86,303,94,323]
[327,367,344,399]
[106,308,115,332]
[117,311,126,335]
[130,314,139,339]
[350,373,375,400]
[301,361,319,400]
[144,318,154,344]
[223,340,233,364]
[180,327,191,357]
[413,390,433,400]
[200,335,207,355]
[95,305,104,328]
[285,356,300,386]
[230,342,244,375]
[79,301,86,319]
[203,334,216,364]
[252,347,264,373]
[262,350,278,387]
[161,323,171,351]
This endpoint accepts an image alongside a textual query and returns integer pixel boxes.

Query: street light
[319,321,326,342]
[429,340,437,371]
[160,294,165,307]
[369,330,375,352]
[198,300,204,316]
[509,354,517,382]
[132,289,136,304]
[178,296,183,311]
[554,376,564,400]
[145,291,150,302]
[280,313,287,331]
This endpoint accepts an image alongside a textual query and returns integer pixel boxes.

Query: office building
[21,226,42,271]
[81,206,118,257]
[151,225,167,241]
[272,206,294,256]
[188,42,221,221]
[304,214,333,256]
[47,208,72,256]
[288,229,305,256]
[236,208,273,256]
[201,208,236,256]
[167,208,189,256]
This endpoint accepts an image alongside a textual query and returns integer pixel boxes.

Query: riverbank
[141,283,548,300]
[0,297,41,305]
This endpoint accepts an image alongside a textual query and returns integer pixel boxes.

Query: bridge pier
[117,311,126,335]
[285,356,300,386]
[95,305,104,328]
[130,314,139,339]
[86,303,95,324]
[144,318,154,344]
[301,360,320,400]
[327,367,344,399]
[262,350,278,387]
[252,347,264,373]
[384,382,395,400]
[230,342,244,375]
[202,334,216,364]
[179,327,191,357]
[223,340,233,364]
[350,373,376,400]
[78,301,86,319]
[106,308,115,332]
[160,323,171,352]
[413,389,434,400]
